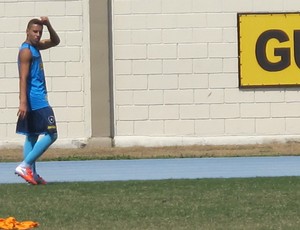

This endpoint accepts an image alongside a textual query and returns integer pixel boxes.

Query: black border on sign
[237,12,300,89]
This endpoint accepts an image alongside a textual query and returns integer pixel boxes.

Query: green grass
[1,177,300,230]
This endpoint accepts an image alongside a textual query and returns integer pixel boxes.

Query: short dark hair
[27,18,43,29]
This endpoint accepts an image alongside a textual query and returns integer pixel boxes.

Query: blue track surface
[1,156,300,184]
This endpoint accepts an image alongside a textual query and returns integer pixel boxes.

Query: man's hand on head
[40,17,50,26]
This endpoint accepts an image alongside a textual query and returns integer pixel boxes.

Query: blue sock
[24,133,57,166]
[23,135,38,171]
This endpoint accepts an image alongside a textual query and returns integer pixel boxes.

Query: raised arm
[38,17,60,50]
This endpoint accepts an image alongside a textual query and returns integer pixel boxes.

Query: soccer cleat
[34,174,47,185]
[15,166,37,185]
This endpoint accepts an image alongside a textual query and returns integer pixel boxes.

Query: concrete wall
[2,0,300,148]
[112,0,300,146]
[0,0,90,147]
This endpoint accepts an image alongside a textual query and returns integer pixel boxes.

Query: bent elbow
[53,39,60,46]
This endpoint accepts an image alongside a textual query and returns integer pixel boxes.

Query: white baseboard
[1,135,300,149]
[113,135,300,147]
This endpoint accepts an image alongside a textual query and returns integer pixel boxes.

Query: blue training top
[18,42,49,111]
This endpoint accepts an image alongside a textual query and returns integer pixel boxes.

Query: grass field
[1,143,300,229]
[1,177,300,229]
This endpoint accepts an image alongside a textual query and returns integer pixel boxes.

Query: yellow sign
[238,13,300,87]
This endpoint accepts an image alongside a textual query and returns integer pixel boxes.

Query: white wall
[2,0,300,148]
[0,0,90,148]
[112,0,300,146]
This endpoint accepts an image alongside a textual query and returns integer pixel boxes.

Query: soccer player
[15,17,60,185]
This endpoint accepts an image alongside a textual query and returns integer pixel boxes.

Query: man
[15,17,60,185]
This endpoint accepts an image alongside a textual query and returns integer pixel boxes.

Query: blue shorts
[16,106,57,135]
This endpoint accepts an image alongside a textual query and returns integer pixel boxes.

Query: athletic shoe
[34,174,47,185]
[15,166,37,185]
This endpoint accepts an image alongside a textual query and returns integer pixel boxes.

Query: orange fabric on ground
[0,217,39,230]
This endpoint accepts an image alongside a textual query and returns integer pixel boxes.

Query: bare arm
[38,17,60,50]
[18,49,31,119]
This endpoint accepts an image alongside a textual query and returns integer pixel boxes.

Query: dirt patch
[1,141,300,162]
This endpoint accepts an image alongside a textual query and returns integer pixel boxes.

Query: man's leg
[24,133,57,165]
[23,134,39,174]
[25,133,57,185]
[16,133,57,185]
[15,135,39,185]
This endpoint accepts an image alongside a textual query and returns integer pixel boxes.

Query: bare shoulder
[19,48,32,62]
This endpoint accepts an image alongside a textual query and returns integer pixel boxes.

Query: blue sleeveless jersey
[18,42,49,111]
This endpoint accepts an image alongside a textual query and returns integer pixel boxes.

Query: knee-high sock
[24,133,57,166]
[23,135,39,173]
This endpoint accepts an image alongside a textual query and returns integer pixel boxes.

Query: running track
[1,156,300,184]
